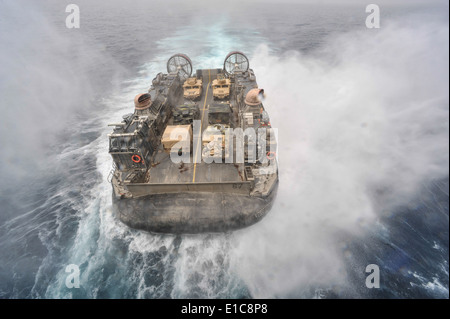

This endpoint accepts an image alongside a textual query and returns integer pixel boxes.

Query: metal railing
[107,162,117,183]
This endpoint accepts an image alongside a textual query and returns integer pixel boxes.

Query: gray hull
[112,180,278,234]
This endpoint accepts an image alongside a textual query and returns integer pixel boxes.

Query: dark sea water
[0,0,448,298]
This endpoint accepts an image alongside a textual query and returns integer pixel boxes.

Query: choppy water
[0,0,448,298]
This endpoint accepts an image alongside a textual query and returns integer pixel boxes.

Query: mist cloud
[231,16,449,297]
[0,1,125,190]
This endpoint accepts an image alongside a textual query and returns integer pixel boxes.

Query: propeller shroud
[167,53,193,80]
[223,51,249,75]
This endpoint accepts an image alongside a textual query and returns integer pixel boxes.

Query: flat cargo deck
[147,68,244,185]
[148,152,245,184]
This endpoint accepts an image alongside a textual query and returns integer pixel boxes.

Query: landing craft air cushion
[108,52,278,233]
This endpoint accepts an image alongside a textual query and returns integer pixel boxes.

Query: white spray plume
[231,18,449,297]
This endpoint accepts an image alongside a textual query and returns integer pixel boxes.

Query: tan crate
[161,125,192,152]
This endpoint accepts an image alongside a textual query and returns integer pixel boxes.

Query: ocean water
[0,0,448,298]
